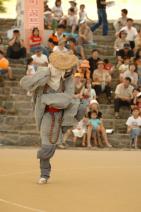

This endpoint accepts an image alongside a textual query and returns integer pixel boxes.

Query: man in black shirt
[117,43,134,61]
[88,49,101,78]
[91,0,109,36]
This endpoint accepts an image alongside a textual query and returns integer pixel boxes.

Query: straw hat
[49,52,79,70]
[80,60,90,68]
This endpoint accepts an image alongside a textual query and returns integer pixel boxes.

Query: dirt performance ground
[0,148,141,212]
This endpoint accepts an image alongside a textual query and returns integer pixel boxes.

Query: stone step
[0,131,132,148]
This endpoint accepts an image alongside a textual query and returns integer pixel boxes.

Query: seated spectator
[87,108,112,148]
[52,0,63,22]
[135,29,141,51]
[114,30,128,54]
[117,43,134,63]
[55,24,66,41]
[81,79,96,106]
[88,49,101,78]
[0,36,5,52]
[84,79,96,101]
[77,60,90,80]
[79,4,87,23]
[135,48,141,85]
[29,27,48,56]
[92,60,112,103]
[113,9,128,33]
[126,107,141,149]
[87,110,102,148]
[0,50,14,80]
[72,115,88,147]
[44,11,52,29]
[118,57,130,82]
[123,63,138,87]
[134,92,141,112]
[69,0,78,15]
[74,72,85,99]
[7,29,26,59]
[103,58,114,75]
[67,37,85,60]
[46,37,58,56]
[67,8,78,33]
[114,77,134,118]
[78,20,93,45]
[31,47,48,67]
[26,57,36,76]
[131,88,140,110]
[53,38,68,53]
[119,18,138,49]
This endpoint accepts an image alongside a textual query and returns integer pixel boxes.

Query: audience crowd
[1,0,141,148]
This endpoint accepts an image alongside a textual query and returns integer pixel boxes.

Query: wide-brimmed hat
[69,0,77,4]
[80,60,90,68]
[49,52,79,70]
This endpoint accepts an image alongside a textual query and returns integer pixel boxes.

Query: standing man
[91,0,110,36]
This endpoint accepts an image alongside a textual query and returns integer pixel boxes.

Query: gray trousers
[37,144,56,179]
[37,112,62,179]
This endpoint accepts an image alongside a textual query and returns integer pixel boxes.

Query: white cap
[89,99,99,105]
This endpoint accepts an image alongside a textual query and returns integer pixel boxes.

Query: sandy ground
[0,148,141,212]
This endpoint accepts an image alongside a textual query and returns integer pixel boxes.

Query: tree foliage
[0,0,8,13]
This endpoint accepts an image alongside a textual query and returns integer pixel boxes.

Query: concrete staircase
[0,19,140,148]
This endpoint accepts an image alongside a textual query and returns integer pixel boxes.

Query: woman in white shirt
[52,0,63,22]
[123,63,138,87]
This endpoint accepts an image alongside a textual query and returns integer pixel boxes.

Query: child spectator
[52,0,63,22]
[53,38,68,53]
[135,94,141,113]
[67,37,85,60]
[78,20,93,45]
[126,107,141,149]
[31,47,48,67]
[87,110,112,148]
[0,36,5,52]
[82,79,96,107]
[69,0,78,15]
[72,115,89,147]
[79,4,87,22]
[0,50,14,80]
[118,57,130,82]
[104,58,114,75]
[67,8,78,33]
[87,110,102,148]
[26,58,36,76]
[123,63,138,87]
[131,88,140,111]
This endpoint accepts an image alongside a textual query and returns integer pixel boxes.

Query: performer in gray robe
[20,52,82,184]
